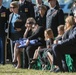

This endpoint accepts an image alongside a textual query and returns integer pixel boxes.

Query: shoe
[12,61,17,64]
[28,65,31,69]
[15,66,21,69]
[12,61,17,67]
[29,59,37,65]
[50,67,57,72]
[54,68,61,73]
[30,58,37,62]
[42,64,47,70]
[62,61,68,72]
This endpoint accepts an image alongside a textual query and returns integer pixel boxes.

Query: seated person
[54,25,64,44]
[47,25,64,71]
[12,17,45,69]
[30,28,54,69]
[52,16,76,72]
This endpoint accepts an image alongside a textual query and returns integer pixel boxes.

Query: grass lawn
[0,64,76,75]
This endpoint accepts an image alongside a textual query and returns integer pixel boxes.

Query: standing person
[2,0,12,9]
[34,0,49,18]
[8,1,27,61]
[36,5,47,29]
[0,0,9,64]
[71,1,76,15]
[46,0,64,37]
[8,1,27,41]
[19,0,35,18]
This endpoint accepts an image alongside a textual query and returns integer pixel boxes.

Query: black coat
[28,26,45,46]
[46,6,65,37]
[36,13,46,29]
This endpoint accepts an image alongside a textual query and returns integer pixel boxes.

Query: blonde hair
[65,16,75,26]
[44,28,54,40]
[65,16,75,31]
[26,17,36,24]
[10,1,19,8]
[57,25,64,32]
[39,5,47,11]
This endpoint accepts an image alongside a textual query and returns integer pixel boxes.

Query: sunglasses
[26,22,35,25]
[10,7,16,9]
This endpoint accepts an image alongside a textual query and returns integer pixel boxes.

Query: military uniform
[0,6,9,64]
[19,1,35,18]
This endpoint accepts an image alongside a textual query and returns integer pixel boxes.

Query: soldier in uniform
[19,0,35,18]
[0,0,9,64]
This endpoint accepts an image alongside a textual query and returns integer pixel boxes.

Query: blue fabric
[11,14,20,33]
[13,38,41,48]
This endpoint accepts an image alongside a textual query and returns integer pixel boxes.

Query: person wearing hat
[46,0,65,37]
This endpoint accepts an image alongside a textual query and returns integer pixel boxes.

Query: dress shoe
[54,68,61,72]
[12,61,17,64]
[12,61,17,67]
[50,68,61,73]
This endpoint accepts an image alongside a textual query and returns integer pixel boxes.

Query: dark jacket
[19,1,35,18]
[60,25,76,48]
[46,6,65,37]
[36,13,46,29]
[0,6,9,35]
[28,26,45,46]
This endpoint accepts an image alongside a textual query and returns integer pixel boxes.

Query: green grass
[0,64,76,75]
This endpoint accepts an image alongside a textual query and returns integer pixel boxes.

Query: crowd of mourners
[0,0,76,73]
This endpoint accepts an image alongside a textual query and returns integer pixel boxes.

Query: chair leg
[23,48,25,68]
[10,39,14,61]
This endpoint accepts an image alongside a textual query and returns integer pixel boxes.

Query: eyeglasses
[26,22,35,25]
[10,7,16,9]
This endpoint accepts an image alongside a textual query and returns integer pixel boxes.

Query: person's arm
[23,28,31,38]
[59,27,76,46]
[28,26,44,40]
[58,9,65,25]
